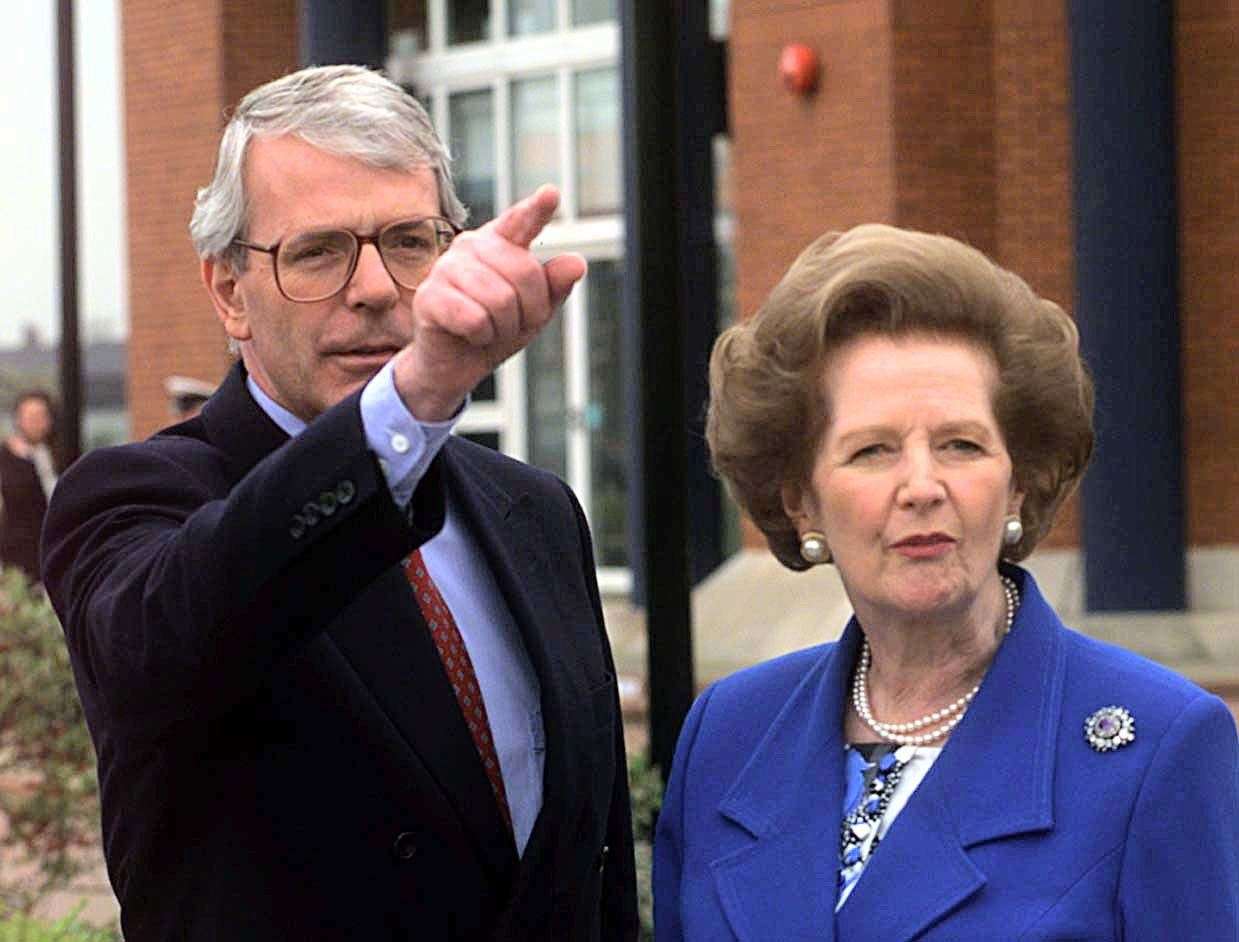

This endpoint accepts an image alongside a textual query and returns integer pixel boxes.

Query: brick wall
[1177,1,1239,545]
[122,0,297,439]
[730,0,1238,550]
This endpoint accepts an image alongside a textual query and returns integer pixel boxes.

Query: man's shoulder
[444,435,570,497]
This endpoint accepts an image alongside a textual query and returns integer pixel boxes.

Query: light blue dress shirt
[247,362,545,854]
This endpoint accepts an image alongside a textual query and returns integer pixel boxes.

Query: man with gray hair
[42,65,637,940]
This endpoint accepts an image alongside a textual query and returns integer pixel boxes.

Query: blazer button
[317,491,338,516]
[289,515,306,540]
[301,503,321,526]
[336,480,356,505]
[391,832,418,861]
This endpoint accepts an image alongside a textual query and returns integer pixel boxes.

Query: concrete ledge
[603,548,1239,698]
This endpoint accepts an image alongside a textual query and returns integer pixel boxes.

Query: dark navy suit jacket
[654,567,1238,940]
[42,363,637,940]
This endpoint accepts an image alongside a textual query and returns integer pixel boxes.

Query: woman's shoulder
[680,642,840,754]
[1053,622,1233,751]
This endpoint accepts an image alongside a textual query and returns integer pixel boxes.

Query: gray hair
[190,64,466,267]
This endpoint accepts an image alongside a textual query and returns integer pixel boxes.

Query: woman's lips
[891,534,956,559]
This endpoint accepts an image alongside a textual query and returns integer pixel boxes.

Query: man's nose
[344,243,400,310]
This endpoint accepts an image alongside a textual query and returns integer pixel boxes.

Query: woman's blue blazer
[654,567,1239,940]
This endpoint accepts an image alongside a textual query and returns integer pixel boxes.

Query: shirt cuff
[360,359,465,508]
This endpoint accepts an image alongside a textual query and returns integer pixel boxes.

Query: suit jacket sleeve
[561,479,640,940]
[1118,690,1239,938]
[41,390,445,743]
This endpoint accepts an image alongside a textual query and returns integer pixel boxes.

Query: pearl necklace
[851,576,1020,746]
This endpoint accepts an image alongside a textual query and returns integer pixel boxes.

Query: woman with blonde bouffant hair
[654,224,1238,940]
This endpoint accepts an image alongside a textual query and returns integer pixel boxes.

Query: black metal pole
[621,0,695,775]
[57,0,82,464]
[299,0,387,68]
[677,7,727,585]
[1068,1,1185,610]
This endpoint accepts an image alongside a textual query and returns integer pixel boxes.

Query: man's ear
[203,257,252,343]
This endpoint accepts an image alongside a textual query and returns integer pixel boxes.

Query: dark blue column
[300,0,386,68]
[1067,1,1185,610]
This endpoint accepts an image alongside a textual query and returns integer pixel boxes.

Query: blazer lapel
[709,630,857,942]
[324,564,520,882]
[834,567,1062,940]
[439,443,603,867]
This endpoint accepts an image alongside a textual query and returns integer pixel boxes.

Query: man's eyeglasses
[232,216,461,303]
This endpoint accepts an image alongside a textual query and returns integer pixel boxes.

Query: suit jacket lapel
[709,630,856,942]
[439,443,599,868]
[834,567,1062,940]
[203,369,518,882]
[323,565,519,882]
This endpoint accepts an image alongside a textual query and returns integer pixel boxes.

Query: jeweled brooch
[1084,705,1136,753]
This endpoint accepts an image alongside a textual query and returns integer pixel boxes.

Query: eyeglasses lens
[378,219,444,288]
[276,230,358,301]
[274,219,449,301]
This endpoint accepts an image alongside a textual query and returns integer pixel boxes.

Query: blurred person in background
[0,390,58,580]
[164,374,217,421]
[654,224,1238,940]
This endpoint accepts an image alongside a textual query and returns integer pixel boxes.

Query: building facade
[119,0,1237,609]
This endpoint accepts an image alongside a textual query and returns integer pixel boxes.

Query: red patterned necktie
[403,549,513,834]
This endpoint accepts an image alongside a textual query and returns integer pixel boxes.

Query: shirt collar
[245,375,306,439]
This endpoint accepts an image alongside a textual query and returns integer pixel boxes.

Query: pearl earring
[800,531,831,565]
[1002,516,1024,547]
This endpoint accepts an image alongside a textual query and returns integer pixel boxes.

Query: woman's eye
[850,444,888,461]
[945,439,983,454]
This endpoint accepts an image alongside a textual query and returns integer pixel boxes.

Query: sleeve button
[391,832,418,861]
[301,503,321,526]
[289,515,306,539]
[318,492,338,516]
[336,480,356,504]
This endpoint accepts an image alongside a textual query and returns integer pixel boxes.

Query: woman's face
[786,335,1022,623]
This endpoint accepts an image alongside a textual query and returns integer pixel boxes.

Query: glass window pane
[586,259,627,567]
[449,89,496,225]
[573,0,615,26]
[462,430,500,451]
[448,0,490,45]
[473,372,497,402]
[575,68,620,216]
[713,133,732,217]
[525,313,566,480]
[510,0,555,36]
[511,76,561,199]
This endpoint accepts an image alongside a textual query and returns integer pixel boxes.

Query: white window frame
[392,4,631,594]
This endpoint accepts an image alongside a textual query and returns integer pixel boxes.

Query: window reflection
[511,76,561,199]
[448,0,489,44]
[586,260,627,567]
[573,0,615,26]
[449,89,496,224]
[524,313,566,481]
[575,67,620,216]
[509,0,555,36]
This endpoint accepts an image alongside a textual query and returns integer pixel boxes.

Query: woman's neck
[852,576,1008,729]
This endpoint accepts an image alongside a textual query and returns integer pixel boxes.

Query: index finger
[486,184,560,248]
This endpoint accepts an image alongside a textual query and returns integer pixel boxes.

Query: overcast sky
[0,1,125,350]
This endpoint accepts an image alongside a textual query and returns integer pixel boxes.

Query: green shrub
[0,907,117,941]
[628,752,664,940]
[0,569,100,916]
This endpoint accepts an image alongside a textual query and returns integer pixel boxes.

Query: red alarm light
[779,43,820,96]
